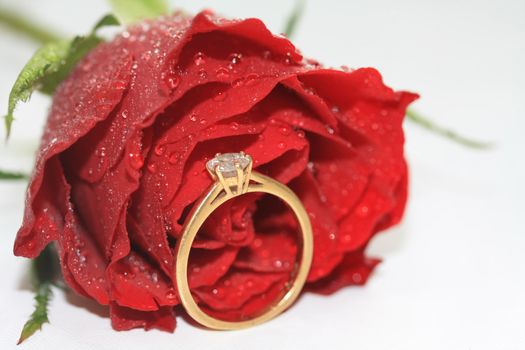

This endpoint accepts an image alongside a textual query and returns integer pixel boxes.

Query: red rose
[14,11,417,331]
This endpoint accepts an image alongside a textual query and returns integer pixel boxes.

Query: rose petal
[110,302,175,332]
[193,269,288,311]
[307,250,381,295]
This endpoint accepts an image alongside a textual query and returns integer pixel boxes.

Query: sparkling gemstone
[206,152,251,178]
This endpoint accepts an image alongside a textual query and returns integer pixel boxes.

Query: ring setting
[174,152,314,330]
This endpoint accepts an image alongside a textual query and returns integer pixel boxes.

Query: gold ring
[174,152,313,330]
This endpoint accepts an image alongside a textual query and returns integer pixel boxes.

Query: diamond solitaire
[206,152,252,178]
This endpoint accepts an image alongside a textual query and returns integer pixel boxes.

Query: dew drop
[123,271,135,280]
[121,110,128,119]
[193,52,206,66]
[96,147,106,157]
[213,91,227,102]
[165,75,180,90]
[283,52,292,65]
[244,73,259,86]
[113,80,127,90]
[212,287,225,299]
[228,53,242,65]
[277,142,286,149]
[154,144,166,156]
[325,125,335,135]
[189,114,197,122]
[279,126,290,135]
[215,67,230,80]
[232,78,244,87]
[198,69,208,79]
[129,153,144,170]
[165,289,177,300]
[147,163,157,173]
[168,152,179,164]
[358,205,369,217]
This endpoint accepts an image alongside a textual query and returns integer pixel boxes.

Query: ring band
[174,152,314,330]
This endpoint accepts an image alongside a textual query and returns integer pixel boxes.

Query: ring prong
[235,162,243,194]
[242,157,252,193]
[215,165,233,195]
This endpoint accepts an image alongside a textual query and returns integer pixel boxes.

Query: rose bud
[14,10,417,331]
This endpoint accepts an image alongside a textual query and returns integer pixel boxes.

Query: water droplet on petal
[198,69,208,79]
[228,53,242,65]
[168,152,179,164]
[165,289,177,300]
[232,78,244,87]
[165,75,180,90]
[189,114,197,122]
[279,126,290,135]
[193,52,206,66]
[154,144,166,156]
[213,91,227,102]
[129,153,144,170]
[215,67,230,80]
[113,80,127,90]
[244,73,259,86]
[147,163,157,173]
[277,142,286,149]
[96,147,106,157]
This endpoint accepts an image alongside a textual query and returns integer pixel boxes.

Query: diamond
[206,153,252,178]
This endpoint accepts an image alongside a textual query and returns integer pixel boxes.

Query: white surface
[0,0,524,349]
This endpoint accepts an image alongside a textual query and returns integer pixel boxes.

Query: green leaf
[0,169,28,180]
[17,245,59,345]
[17,283,52,345]
[283,0,306,38]
[108,0,169,24]
[3,14,121,139]
[92,13,121,33]
[39,35,102,95]
[4,40,70,138]
[405,109,493,149]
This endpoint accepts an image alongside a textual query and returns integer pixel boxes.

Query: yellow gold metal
[235,163,243,194]
[242,157,252,194]
[174,152,313,330]
[215,165,233,196]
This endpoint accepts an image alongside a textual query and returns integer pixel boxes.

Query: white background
[0,0,524,349]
